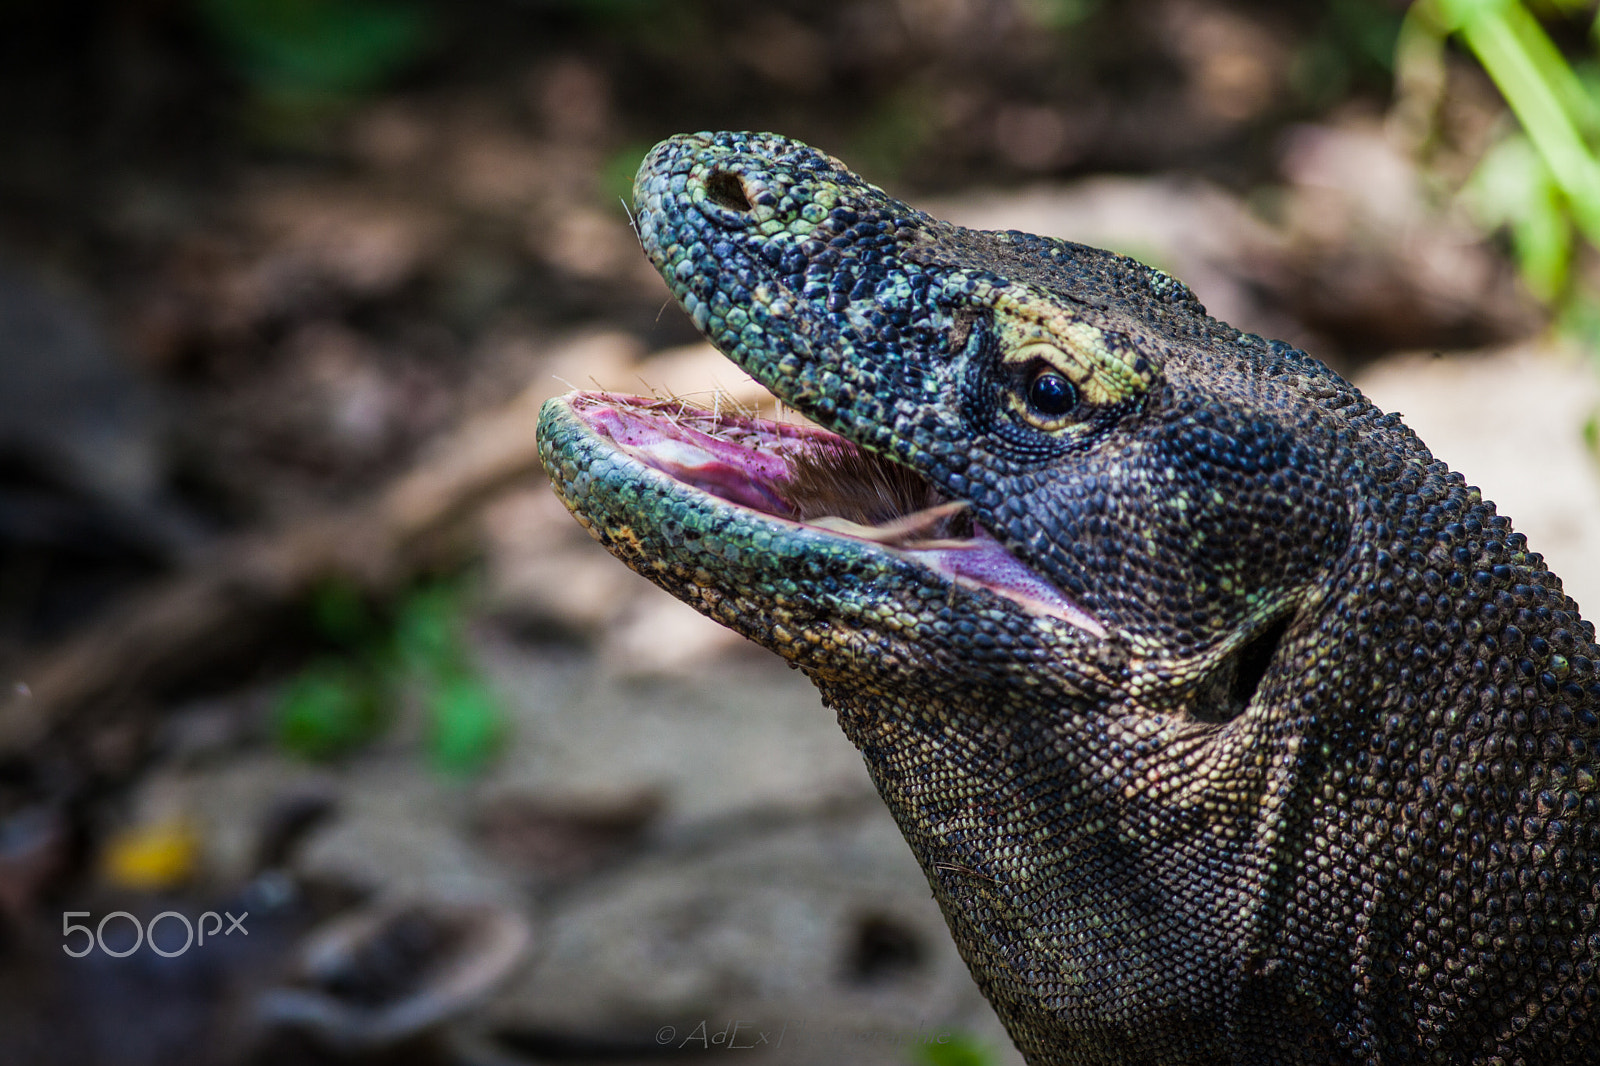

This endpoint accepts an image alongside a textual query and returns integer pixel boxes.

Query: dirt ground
[0,2,1593,1064]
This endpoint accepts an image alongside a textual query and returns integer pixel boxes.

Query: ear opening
[1189,612,1292,724]
[1231,613,1291,709]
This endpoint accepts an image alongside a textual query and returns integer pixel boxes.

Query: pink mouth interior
[571,392,1105,636]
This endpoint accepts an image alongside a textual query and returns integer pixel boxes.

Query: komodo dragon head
[537,131,1600,1065]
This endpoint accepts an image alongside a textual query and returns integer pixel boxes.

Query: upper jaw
[627,134,1107,638]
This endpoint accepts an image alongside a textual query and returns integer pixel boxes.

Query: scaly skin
[536,132,1600,1064]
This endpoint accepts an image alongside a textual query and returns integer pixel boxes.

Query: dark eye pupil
[1027,370,1075,417]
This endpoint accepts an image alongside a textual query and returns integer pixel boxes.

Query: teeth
[807,500,970,548]
[645,438,718,469]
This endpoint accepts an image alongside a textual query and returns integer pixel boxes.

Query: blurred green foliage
[275,657,386,760]
[846,87,945,189]
[274,579,505,773]
[1467,130,1576,302]
[911,1033,1002,1066]
[601,141,656,206]
[193,0,434,125]
[1409,0,1600,329]
[1331,0,1411,73]
[1025,0,1105,32]
[1294,0,1408,105]
[395,582,507,774]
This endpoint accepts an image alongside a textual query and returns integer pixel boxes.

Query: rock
[480,486,650,639]
[1275,122,1536,354]
[484,811,1022,1066]
[257,897,531,1052]
[472,635,870,826]
[291,763,513,904]
[474,787,663,883]
[0,262,166,516]
[599,588,754,676]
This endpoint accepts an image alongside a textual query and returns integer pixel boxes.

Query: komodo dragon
[536,131,1600,1064]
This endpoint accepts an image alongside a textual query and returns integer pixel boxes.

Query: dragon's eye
[995,332,1149,436]
[1026,369,1076,417]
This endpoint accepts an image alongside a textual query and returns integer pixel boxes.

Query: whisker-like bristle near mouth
[785,441,973,539]
[577,392,973,540]
[627,385,769,446]
[809,500,974,549]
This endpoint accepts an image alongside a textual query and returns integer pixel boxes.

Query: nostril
[705,169,753,212]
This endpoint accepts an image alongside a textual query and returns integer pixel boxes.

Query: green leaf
[1561,293,1600,352]
[1440,0,1600,247]
[309,580,375,646]
[428,674,504,775]
[1331,0,1406,73]
[395,583,467,676]
[911,1033,1001,1066]
[196,0,433,104]
[1510,179,1575,303]
[601,141,656,208]
[1025,0,1103,32]
[274,659,387,760]
[1465,131,1574,302]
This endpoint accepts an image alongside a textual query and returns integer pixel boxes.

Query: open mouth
[567,392,1105,637]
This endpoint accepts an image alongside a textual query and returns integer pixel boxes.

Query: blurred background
[0,1,1597,1063]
